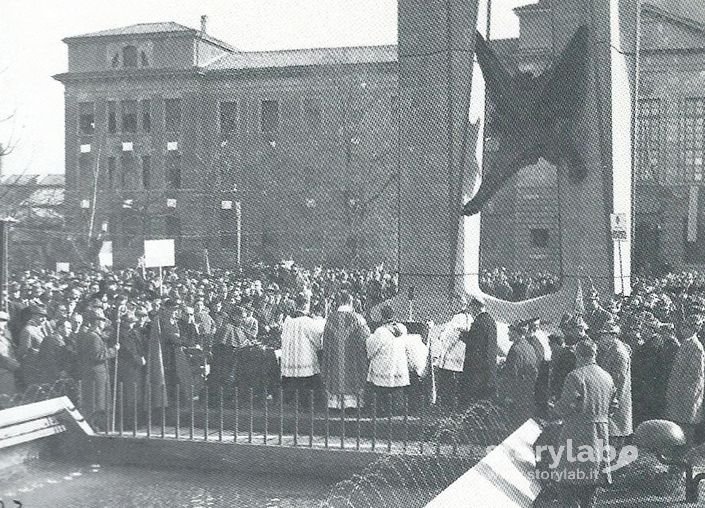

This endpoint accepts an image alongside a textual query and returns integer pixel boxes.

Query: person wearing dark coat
[549,333,577,403]
[632,313,679,426]
[117,313,146,425]
[76,309,118,429]
[499,321,539,426]
[155,301,193,406]
[459,295,498,407]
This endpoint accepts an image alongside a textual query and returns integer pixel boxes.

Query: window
[78,102,95,135]
[303,98,322,129]
[107,101,117,134]
[120,154,135,189]
[140,50,149,67]
[682,98,705,182]
[165,98,182,133]
[78,153,93,190]
[530,228,550,249]
[121,100,138,133]
[107,157,116,188]
[111,53,120,68]
[166,215,181,239]
[141,99,151,133]
[637,99,660,181]
[123,45,138,68]
[166,153,181,189]
[261,100,279,133]
[219,101,237,141]
[141,155,151,189]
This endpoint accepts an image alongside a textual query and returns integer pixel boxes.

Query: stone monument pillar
[391,0,635,325]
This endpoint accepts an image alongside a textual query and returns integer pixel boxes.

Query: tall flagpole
[485,0,492,40]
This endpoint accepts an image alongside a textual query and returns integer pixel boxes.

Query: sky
[0,0,536,176]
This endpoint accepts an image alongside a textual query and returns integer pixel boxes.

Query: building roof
[67,22,191,38]
[207,44,397,72]
[65,22,235,51]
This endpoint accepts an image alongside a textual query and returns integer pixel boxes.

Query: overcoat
[552,362,616,485]
[500,336,539,423]
[597,337,633,437]
[459,311,498,403]
[77,329,115,417]
[666,335,705,425]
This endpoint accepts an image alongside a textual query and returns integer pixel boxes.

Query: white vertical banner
[688,186,699,243]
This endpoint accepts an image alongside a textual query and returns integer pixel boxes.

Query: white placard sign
[56,262,70,273]
[98,241,113,268]
[144,239,175,268]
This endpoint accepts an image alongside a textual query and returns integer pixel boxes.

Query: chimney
[200,15,208,35]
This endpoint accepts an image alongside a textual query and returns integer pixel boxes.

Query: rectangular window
[121,100,138,133]
[141,155,151,189]
[303,98,322,129]
[107,101,117,134]
[219,101,238,142]
[165,98,182,133]
[261,99,279,133]
[78,102,95,135]
[120,154,135,189]
[682,98,705,182]
[530,228,550,249]
[141,99,151,133]
[637,99,660,181]
[107,156,116,188]
[78,153,93,190]
[166,153,181,189]
[166,215,181,239]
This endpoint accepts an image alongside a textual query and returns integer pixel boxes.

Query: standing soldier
[118,313,146,427]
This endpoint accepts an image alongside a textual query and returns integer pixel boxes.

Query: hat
[0,311,9,321]
[27,304,47,317]
[84,308,108,323]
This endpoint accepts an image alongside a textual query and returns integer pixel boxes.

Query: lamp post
[0,217,18,313]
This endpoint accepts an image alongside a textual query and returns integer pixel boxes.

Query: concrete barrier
[426,419,543,507]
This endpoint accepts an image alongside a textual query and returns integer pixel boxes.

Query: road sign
[610,213,627,241]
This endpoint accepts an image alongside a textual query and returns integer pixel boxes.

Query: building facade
[55,3,705,274]
[55,22,398,269]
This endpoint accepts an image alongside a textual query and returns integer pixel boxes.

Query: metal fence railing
[69,379,511,458]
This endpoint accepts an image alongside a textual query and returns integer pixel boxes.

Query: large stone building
[54,20,398,268]
[55,3,705,273]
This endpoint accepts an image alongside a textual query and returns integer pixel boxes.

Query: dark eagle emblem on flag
[463,26,589,216]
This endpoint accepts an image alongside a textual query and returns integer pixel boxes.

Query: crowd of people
[479,267,561,301]
[4,263,705,506]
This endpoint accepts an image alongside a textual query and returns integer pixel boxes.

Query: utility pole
[0,217,18,313]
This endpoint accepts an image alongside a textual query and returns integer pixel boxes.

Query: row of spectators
[479,267,561,301]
